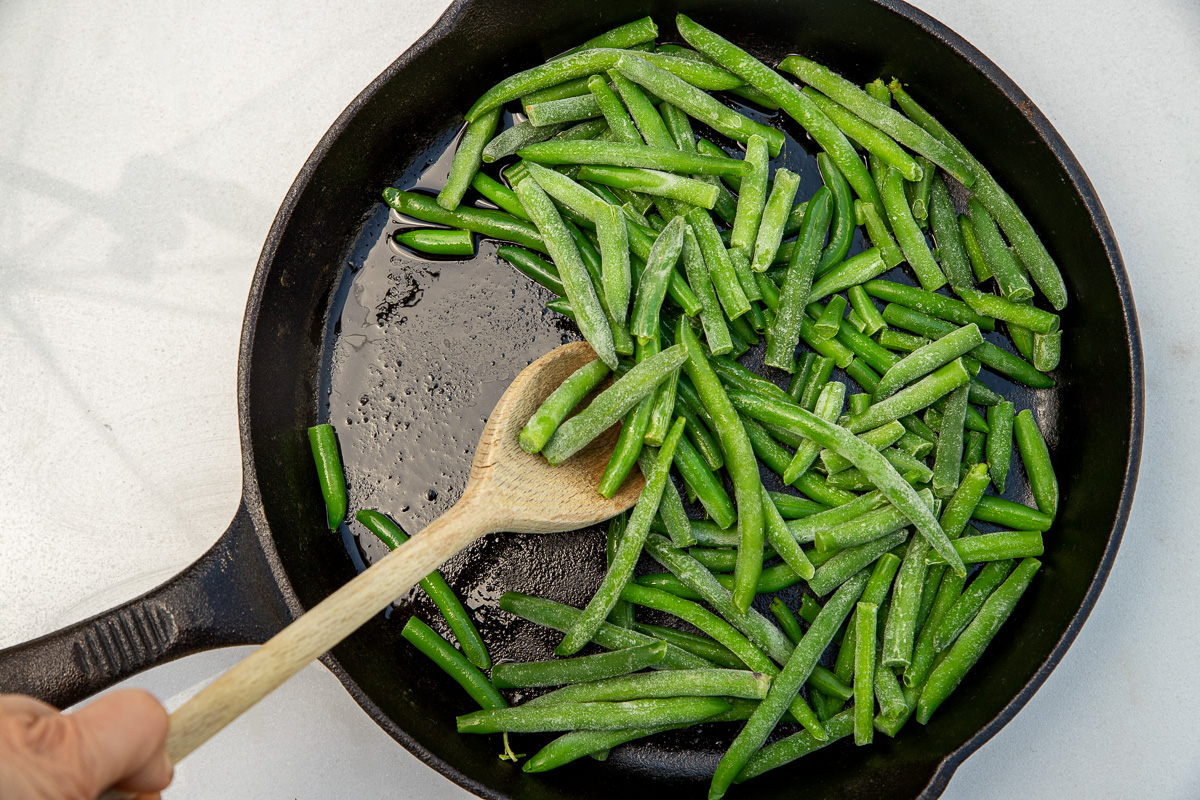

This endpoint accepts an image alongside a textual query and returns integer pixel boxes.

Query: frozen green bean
[986,401,1015,492]
[383,188,545,252]
[882,532,930,668]
[848,284,886,336]
[808,530,909,597]
[520,358,612,453]
[595,201,632,323]
[493,641,666,688]
[731,134,770,249]
[687,207,751,320]
[520,140,749,177]
[814,153,855,275]
[751,168,802,272]
[766,186,834,370]
[458,696,731,734]
[932,384,969,499]
[874,323,983,401]
[525,667,772,707]
[967,197,1033,302]
[808,248,888,304]
[1014,409,1058,517]
[931,559,1016,653]
[880,166,946,291]
[854,602,879,745]
[815,489,935,553]
[925,530,1044,566]
[631,216,686,340]
[843,359,970,434]
[783,381,846,485]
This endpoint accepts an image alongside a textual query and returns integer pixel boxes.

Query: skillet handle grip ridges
[0,503,292,710]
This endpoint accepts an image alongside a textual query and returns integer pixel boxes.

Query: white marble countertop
[2,1,1197,797]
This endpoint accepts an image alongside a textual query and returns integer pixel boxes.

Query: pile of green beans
[303,13,1068,795]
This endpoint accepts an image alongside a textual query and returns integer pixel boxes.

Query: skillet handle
[0,502,293,710]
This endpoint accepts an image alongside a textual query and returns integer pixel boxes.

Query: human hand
[0,690,171,800]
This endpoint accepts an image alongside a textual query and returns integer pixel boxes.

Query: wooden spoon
[103,341,641,797]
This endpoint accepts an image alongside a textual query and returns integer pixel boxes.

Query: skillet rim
[235,1,1145,797]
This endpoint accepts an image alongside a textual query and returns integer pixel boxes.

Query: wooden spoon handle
[163,494,496,764]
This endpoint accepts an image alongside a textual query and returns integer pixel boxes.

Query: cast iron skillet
[0,1,1142,797]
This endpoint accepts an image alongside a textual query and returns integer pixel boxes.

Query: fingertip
[70,689,171,793]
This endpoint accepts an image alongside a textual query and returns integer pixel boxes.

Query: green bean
[383,187,545,252]
[598,395,652,499]
[797,594,822,625]
[983,401,1014,492]
[684,545,772,574]
[776,56,973,185]
[504,159,530,186]
[800,89,922,186]
[643,534,794,665]
[826,464,919,492]
[969,495,1053,532]
[727,244,764,304]
[674,435,736,529]
[901,413,937,443]
[930,559,1016,653]
[932,384,969,499]
[877,170,943,292]
[519,359,612,454]
[542,344,685,463]
[438,107,501,210]
[905,563,966,689]
[967,198,1034,302]
[559,16,658,56]
[359,511,491,669]
[917,557,1042,723]
[494,641,667,689]
[925,530,1044,566]
[859,200,905,268]
[558,418,687,655]
[608,69,674,148]
[881,303,1053,389]
[961,289,1060,335]
[881,532,930,669]
[793,471,859,509]
[800,316,855,368]
[459,696,730,734]
[526,94,601,128]
[770,598,804,644]
[730,134,770,249]
[605,513,634,628]
[586,75,641,145]
[873,659,909,720]
[632,623,741,668]
[815,489,935,553]
[593,201,632,324]
[788,491,888,544]
[545,297,576,321]
[675,399,723,471]
[957,213,993,284]
[813,154,856,275]
[734,709,855,782]
[632,51,750,91]
[1014,409,1058,517]
[767,491,827,519]
[751,169,802,272]
[522,140,750,179]
[874,323,983,401]
[889,80,1066,308]
[844,359,970,434]
[800,355,836,411]
[827,312,899,374]
[962,428,986,474]
[762,486,816,579]
[710,570,870,798]
[896,431,933,459]
[819,422,906,474]
[908,157,935,225]
[877,330,929,353]
[1033,330,1062,372]
[940,462,991,540]
[816,297,844,345]
[848,284,886,336]
[630,217,685,342]
[674,15,885,216]
[686,208,751,320]
[522,75,593,107]
[515,178,617,367]
[928,176,975,292]
[469,174,528,221]
[865,280,994,330]
[614,54,785,156]
[553,118,610,142]
[1009,322,1036,362]
[783,381,846,485]
[677,323,765,612]
[621,584,775,676]
[467,49,623,121]
[766,186,834,371]
[711,355,790,404]
[853,602,879,745]
[483,120,567,164]
[808,530,909,597]
[563,218,635,355]
[527,667,772,709]
[307,424,346,530]
[575,165,719,209]
[670,238,728,357]
[787,352,817,402]
[834,552,902,683]
[401,617,504,710]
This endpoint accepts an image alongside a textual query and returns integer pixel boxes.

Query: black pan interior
[241,2,1139,798]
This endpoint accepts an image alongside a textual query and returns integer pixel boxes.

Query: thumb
[69,689,172,795]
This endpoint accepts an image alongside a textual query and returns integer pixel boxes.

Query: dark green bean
[800,355,836,411]
[770,597,805,644]
[908,155,935,224]
[608,69,674,148]
[917,558,1042,723]
[783,381,847,485]
[471,173,530,220]
[763,485,816,580]
[734,710,855,783]
[854,602,879,745]
[383,188,545,252]
[967,197,1033,301]
[972,496,1053,532]
[606,513,634,628]
[848,284,886,336]
[307,423,346,530]
[598,395,652,500]
[767,490,827,519]
[632,622,743,668]
[560,16,659,56]
[675,399,723,470]
[905,565,966,689]
[814,153,855,274]
[523,75,593,106]
[521,140,749,179]
[874,323,983,401]
[985,401,1015,492]
[526,667,772,709]
[542,345,686,464]
[766,186,834,371]
[674,434,736,529]
[576,164,720,209]
[402,617,505,710]
[710,570,870,798]
[360,511,491,670]
[520,359,612,453]
[1014,409,1059,517]
[814,295,848,340]
[859,200,905,268]
[494,641,666,688]
[865,280,993,330]
[439,107,501,210]
[932,384,969,499]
